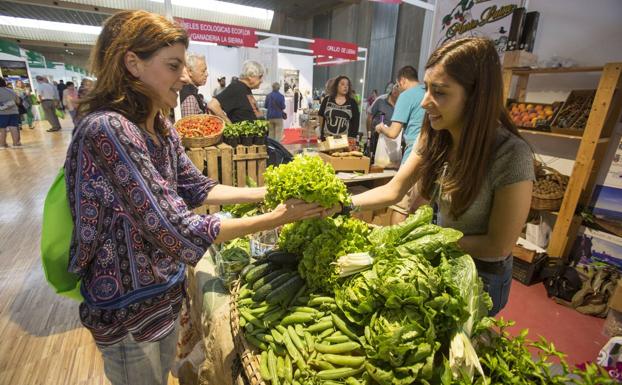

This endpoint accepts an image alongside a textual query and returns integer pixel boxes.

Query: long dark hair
[329,75,354,99]
[77,10,188,136]
[416,37,523,219]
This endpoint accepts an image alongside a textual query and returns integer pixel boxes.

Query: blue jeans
[98,320,180,385]
[476,256,513,316]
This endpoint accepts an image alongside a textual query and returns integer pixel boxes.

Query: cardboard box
[318,152,370,173]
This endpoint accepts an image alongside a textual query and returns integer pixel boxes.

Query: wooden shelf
[504,62,622,259]
[508,66,604,75]
[518,129,610,143]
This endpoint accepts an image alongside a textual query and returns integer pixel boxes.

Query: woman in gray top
[341,38,535,315]
[0,77,21,147]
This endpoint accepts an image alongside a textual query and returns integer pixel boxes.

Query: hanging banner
[25,50,45,68]
[310,38,358,61]
[0,39,21,58]
[432,0,519,55]
[175,17,258,48]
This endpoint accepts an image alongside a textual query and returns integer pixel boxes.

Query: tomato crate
[185,143,268,214]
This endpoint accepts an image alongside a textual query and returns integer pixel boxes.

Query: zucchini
[266,275,305,305]
[245,263,275,285]
[265,250,300,265]
[252,269,289,290]
[254,272,293,302]
[240,262,257,279]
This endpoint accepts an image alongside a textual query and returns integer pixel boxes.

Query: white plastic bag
[374,133,402,168]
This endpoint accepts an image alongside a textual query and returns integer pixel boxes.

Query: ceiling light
[0,16,101,34]
[150,0,274,21]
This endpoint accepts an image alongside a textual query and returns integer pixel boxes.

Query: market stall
[173,154,615,385]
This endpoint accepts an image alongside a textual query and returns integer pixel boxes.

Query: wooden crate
[185,143,267,214]
[232,145,268,187]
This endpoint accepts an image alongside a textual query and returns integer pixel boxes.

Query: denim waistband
[474,255,512,275]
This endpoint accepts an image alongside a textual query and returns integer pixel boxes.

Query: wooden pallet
[185,143,268,214]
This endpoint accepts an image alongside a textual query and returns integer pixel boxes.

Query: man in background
[180,53,208,117]
[213,76,226,97]
[36,76,61,132]
[265,82,286,141]
[56,79,66,110]
[375,65,425,224]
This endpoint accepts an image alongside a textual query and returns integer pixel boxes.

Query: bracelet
[339,201,356,216]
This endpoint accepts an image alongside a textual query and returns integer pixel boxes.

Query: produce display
[553,91,596,132]
[264,155,351,209]
[175,114,224,138]
[224,120,270,137]
[507,102,558,129]
[233,205,614,384]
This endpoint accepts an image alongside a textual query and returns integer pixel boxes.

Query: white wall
[277,53,314,97]
[519,0,622,178]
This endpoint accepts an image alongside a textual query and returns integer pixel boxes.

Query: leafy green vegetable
[264,155,351,208]
[298,216,370,293]
[396,228,463,260]
[278,218,329,256]
[368,205,433,246]
[335,269,380,326]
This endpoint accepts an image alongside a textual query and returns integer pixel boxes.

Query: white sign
[432,0,520,56]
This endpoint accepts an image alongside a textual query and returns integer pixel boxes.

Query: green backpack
[41,168,83,301]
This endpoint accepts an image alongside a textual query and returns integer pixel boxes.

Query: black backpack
[541,263,583,301]
[266,137,293,167]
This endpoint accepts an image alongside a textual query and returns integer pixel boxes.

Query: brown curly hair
[77,10,189,136]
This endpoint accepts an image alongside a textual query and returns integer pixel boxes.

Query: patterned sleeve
[83,114,220,260]
[169,126,219,208]
[180,95,202,117]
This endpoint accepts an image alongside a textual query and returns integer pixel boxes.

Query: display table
[176,247,243,385]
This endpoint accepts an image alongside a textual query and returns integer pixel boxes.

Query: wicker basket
[531,163,569,211]
[230,280,268,385]
[174,114,224,148]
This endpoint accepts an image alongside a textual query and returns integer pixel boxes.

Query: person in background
[78,78,94,99]
[213,76,226,97]
[70,10,326,385]
[36,75,62,132]
[208,60,264,124]
[366,89,378,113]
[318,75,360,140]
[305,90,313,109]
[57,79,66,110]
[63,81,79,126]
[14,80,34,129]
[337,37,534,316]
[0,76,21,147]
[265,82,286,141]
[180,52,208,117]
[375,65,426,224]
[366,84,401,161]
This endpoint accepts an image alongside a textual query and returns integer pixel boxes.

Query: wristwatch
[339,201,357,216]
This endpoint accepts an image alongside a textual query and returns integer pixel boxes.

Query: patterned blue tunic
[65,111,220,346]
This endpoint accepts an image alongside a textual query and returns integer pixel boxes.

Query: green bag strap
[40,167,83,301]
